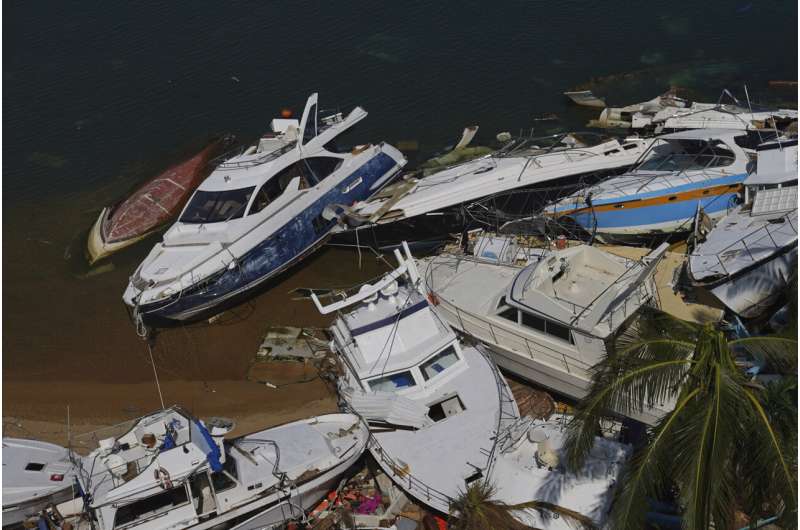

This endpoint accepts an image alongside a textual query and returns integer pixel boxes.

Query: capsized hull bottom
[703,245,797,319]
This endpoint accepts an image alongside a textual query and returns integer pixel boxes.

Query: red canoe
[87,135,234,263]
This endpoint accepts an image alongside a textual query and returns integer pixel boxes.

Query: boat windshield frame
[180,186,256,224]
[633,137,737,173]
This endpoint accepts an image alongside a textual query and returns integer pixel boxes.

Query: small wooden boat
[87,135,234,264]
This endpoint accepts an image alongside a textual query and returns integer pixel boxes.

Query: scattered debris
[256,326,328,361]
[563,90,606,108]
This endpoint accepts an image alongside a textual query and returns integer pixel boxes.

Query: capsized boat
[418,238,671,426]
[688,137,798,318]
[331,133,650,249]
[34,407,368,530]
[123,93,406,326]
[544,129,752,244]
[589,89,797,134]
[310,243,632,528]
[87,136,235,264]
[2,438,79,527]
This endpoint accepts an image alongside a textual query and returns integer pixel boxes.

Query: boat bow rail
[691,209,798,280]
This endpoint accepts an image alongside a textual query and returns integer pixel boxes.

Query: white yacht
[591,90,797,134]
[418,240,671,426]
[2,438,79,526]
[32,407,368,530]
[689,137,798,318]
[310,243,631,529]
[123,93,405,326]
[332,133,650,249]
[544,129,752,244]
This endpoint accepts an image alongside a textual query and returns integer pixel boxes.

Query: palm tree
[448,480,597,530]
[563,311,797,530]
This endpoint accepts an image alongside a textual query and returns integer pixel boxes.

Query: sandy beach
[2,190,390,446]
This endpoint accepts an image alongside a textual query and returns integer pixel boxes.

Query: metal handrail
[366,433,452,508]
[700,210,798,274]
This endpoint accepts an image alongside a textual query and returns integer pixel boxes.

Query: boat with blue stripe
[123,93,406,326]
[543,129,752,244]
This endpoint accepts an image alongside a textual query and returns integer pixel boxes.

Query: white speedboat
[332,133,649,249]
[123,93,406,326]
[33,407,368,530]
[544,129,752,244]
[418,240,671,426]
[689,137,798,318]
[310,243,631,528]
[2,438,79,527]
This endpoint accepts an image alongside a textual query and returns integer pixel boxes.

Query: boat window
[248,164,310,215]
[25,462,45,471]
[637,139,734,172]
[189,472,217,517]
[210,456,238,493]
[521,311,546,333]
[520,311,574,344]
[420,345,459,381]
[114,485,190,528]
[368,371,417,392]
[496,297,519,323]
[301,157,343,184]
[181,187,255,224]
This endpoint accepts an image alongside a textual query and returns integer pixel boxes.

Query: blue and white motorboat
[31,407,368,530]
[123,94,406,325]
[688,137,798,318]
[543,129,752,244]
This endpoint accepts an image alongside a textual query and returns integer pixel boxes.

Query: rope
[146,341,165,409]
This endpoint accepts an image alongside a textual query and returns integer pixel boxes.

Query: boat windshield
[637,139,735,172]
[181,187,255,224]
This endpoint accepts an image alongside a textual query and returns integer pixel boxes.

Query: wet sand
[3,190,391,444]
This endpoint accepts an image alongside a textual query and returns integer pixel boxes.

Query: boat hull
[697,244,797,319]
[559,185,743,244]
[87,137,232,264]
[129,152,402,325]
[331,166,627,250]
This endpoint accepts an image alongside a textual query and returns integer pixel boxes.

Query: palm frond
[740,387,797,526]
[607,388,701,530]
[669,367,743,530]
[565,357,693,470]
[730,336,798,374]
[506,500,597,530]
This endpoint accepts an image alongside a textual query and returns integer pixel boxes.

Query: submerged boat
[418,238,671,425]
[544,129,752,244]
[2,438,79,527]
[310,243,632,528]
[123,93,406,326]
[688,137,798,318]
[87,136,235,264]
[34,407,368,530]
[332,133,649,249]
[589,89,797,134]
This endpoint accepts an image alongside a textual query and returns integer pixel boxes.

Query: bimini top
[507,244,668,337]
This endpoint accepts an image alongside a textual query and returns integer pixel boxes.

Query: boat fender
[154,467,173,489]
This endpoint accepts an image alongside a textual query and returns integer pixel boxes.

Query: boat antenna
[743,84,766,145]
[146,341,166,409]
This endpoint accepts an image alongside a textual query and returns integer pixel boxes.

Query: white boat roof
[655,128,751,142]
[508,244,667,336]
[2,438,76,507]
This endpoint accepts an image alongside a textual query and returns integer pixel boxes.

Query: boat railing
[364,430,453,509]
[477,344,521,479]
[431,292,586,377]
[699,210,797,275]
[218,142,296,169]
